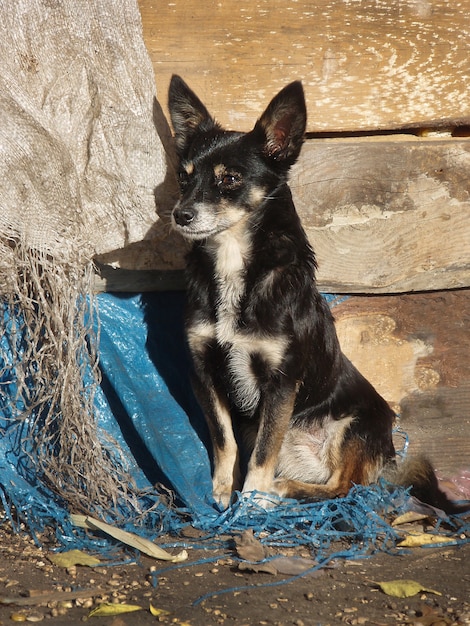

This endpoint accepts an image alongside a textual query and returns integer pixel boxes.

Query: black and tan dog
[168,75,464,513]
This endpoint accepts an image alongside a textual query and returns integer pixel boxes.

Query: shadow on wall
[95,96,187,272]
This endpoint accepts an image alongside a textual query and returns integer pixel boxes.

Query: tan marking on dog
[187,321,215,354]
[249,185,267,206]
[210,393,241,507]
[184,161,194,175]
[332,437,384,490]
[241,388,298,504]
[213,163,226,178]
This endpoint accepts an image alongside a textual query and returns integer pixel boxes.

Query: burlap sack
[0,0,182,277]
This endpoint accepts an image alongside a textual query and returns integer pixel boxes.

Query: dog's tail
[383,455,470,515]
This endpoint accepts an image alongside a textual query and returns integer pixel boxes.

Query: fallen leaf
[0,588,103,607]
[270,556,319,576]
[238,556,321,577]
[48,550,101,568]
[377,580,442,598]
[397,533,455,547]
[180,525,206,539]
[392,512,430,526]
[149,604,170,617]
[88,602,142,617]
[70,514,187,562]
[238,561,278,575]
[234,529,267,562]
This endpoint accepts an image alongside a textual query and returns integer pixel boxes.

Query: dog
[168,74,465,514]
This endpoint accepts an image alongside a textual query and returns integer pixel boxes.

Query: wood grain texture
[291,136,470,292]
[138,0,470,133]
[333,290,470,475]
[95,136,470,293]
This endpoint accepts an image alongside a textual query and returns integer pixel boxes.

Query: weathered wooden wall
[292,136,470,293]
[139,0,470,133]
[333,290,470,475]
[97,135,470,294]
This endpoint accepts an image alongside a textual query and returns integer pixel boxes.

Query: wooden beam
[95,136,470,294]
[292,136,470,293]
[138,0,470,133]
[333,290,470,475]
[93,263,185,292]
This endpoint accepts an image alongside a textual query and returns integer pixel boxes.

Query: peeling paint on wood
[138,0,470,132]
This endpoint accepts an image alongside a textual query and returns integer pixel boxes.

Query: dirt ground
[0,517,469,626]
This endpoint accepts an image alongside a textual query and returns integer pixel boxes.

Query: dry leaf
[397,533,455,547]
[70,514,187,562]
[238,555,321,577]
[149,604,170,617]
[0,588,102,607]
[392,512,430,526]
[234,529,267,562]
[48,550,101,568]
[88,602,142,617]
[377,580,442,598]
[238,560,278,575]
[270,556,319,576]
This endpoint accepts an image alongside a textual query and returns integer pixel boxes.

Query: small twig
[0,588,105,607]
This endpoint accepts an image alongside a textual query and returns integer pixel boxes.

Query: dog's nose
[173,207,195,226]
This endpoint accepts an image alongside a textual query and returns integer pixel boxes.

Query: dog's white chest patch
[206,226,287,415]
[212,225,250,343]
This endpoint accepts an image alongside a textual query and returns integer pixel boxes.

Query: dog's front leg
[192,376,241,508]
[208,391,242,508]
[242,382,297,503]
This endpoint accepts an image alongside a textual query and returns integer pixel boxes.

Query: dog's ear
[168,75,219,156]
[253,81,306,166]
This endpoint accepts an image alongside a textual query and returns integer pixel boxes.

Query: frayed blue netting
[1,292,468,562]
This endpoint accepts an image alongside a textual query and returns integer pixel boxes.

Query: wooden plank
[333,290,470,475]
[96,135,470,294]
[138,0,470,133]
[93,264,185,292]
[292,136,470,293]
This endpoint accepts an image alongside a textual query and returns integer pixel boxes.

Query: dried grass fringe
[0,238,142,517]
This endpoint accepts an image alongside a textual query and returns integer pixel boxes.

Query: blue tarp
[0,292,216,532]
[1,291,468,558]
[95,292,216,520]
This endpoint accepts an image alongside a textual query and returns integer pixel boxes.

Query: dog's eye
[217,172,242,190]
[178,170,190,190]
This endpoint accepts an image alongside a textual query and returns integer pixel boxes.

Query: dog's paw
[213,475,236,509]
[241,472,283,509]
[240,489,280,509]
[212,458,242,509]
[213,487,233,510]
